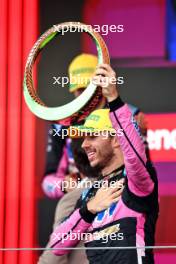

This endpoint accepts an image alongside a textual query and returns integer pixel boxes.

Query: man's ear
[111,136,120,148]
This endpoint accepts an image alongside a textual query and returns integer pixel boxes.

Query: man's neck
[101,156,124,177]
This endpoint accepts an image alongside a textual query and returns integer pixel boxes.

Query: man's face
[81,134,115,169]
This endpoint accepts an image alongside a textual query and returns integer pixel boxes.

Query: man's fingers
[97,63,112,71]
[95,68,109,77]
[109,181,124,191]
[112,197,121,203]
[92,76,103,86]
[109,186,120,195]
[97,64,116,75]
[107,196,121,207]
[92,75,102,82]
[111,188,124,199]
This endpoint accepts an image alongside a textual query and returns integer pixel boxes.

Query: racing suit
[49,97,159,264]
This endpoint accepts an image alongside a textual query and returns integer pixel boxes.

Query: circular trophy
[23,22,110,125]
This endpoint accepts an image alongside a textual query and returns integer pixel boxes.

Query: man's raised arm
[93,64,154,196]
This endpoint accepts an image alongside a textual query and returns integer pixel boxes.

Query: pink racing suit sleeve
[49,207,95,255]
[42,146,68,199]
[109,97,154,197]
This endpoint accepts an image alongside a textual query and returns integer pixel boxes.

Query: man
[42,53,98,199]
[49,64,159,264]
[38,54,98,264]
[38,139,99,264]
[42,54,147,199]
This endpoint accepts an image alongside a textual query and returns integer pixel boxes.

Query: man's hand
[87,179,124,214]
[92,64,119,102]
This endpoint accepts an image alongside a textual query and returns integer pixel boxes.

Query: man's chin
[89,159,98,167]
